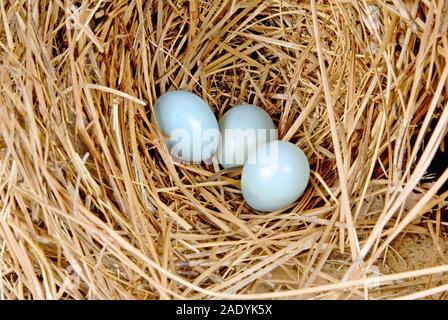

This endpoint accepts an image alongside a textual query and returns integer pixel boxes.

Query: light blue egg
[154,90,220,163]
[216,104,277,169]
[241,140,310,212]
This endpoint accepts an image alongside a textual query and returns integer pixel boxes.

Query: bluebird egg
[216,104,277,169]
[241,141,310,212]
[154,90,220,163]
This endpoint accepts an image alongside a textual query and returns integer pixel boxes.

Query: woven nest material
[0,0,447,300]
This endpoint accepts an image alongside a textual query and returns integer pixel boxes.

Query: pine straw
[0,0,447,300]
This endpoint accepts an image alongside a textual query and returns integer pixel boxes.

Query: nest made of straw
[0,0,447,300]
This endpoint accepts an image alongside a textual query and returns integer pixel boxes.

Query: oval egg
[241,140,310,212]
[216,104,277,169]
[153,90,220,163]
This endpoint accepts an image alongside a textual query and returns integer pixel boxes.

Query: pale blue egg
[241,141,310,212]
[216,104,277,169]
[154,90,220,163]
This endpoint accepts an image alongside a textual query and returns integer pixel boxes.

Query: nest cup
[0,0,447,300]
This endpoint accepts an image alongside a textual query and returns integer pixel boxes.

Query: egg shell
[154,90,219,163]
[241,140,310,212]
[216,104,277,169]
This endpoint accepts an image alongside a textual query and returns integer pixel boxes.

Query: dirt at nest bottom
[252,233,448,299]
[384,233,448,274]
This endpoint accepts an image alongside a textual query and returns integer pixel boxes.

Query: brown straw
[0,0,447,300]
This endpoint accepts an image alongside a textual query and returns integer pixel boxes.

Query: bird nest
[0,0,447,299]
